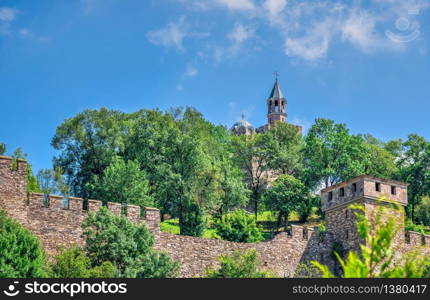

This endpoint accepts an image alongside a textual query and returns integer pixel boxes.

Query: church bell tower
[267,76,287,127]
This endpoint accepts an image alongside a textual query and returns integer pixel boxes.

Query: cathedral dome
[231,117,254,136]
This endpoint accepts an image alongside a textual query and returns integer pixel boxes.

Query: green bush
[0,211,46,278]
[214,209,263,243]
[82,207,178,278]
[206,249,275,278]
[179,199,206,237]
[405,219,430,235]
[415,196,430,226]
[50,246,115,278]
[293,262,322,278]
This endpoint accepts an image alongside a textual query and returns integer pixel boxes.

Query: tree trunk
[284,212,289,232]
[253,190,258,219]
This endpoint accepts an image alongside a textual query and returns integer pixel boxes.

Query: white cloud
[0,7,18,21]
[147,17,189,51]
[0,7,19,36]
[216,0,255,11]
[228,23,254,44]
[180,0,256,11]
[214,23,255,62]
[263,0,287,16]
[284,18,334,61]
[177,84,184,91]
[176,0,430,62]
[341,11,386,52]
[18,28,50,42]
[185,64,198,77]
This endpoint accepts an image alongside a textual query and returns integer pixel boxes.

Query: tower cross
[274,71,279,80]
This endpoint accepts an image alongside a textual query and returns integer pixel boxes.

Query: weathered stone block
[107,202,122,216]
[88,199,102,212]
[50,195,64,210]
[69,197,83,211]
[127,205,141,223]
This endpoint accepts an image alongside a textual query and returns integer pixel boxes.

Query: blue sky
[0,0,429,173]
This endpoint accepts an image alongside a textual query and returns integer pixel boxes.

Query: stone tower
[321,175,408,252]
[267,78,287,127]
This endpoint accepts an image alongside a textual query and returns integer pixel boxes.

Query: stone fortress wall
[1,156,430,277]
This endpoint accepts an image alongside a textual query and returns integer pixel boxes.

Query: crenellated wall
[1,155,430,278]
[0,156,160,255]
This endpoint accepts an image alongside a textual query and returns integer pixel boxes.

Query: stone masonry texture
[0,156,429,277]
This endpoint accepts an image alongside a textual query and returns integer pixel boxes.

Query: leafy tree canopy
[86,157,153,208]
[82,207,178,278]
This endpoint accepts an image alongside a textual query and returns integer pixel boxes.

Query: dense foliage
[82,207,178,278]
[87,157,153,208]
[415,196,430,227]
[46,107,430,237]
[206,249,275,278]
[214,209,263,243]
[264,174,306,230]
[0,211,46,278]
[50,246,115,278]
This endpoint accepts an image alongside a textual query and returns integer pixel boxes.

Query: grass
[160,218,180,235]
[160,218,220,239]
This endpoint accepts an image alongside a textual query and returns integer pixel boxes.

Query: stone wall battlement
[27,192,146,225]
[2,155,430,277]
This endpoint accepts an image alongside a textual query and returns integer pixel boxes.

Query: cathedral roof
[269,79,284,99]
[232,119,253,130]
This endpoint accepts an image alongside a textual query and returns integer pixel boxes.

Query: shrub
[0,211,46,278]
[405,219,430,235]
[50,246,115,278]
[293,262,322,278]
[206,249,275,278]
[214,209,263,243]
[179,199,206,237]
[82,207,178,278]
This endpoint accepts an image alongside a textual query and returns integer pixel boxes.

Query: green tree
[312,201,429,278]
[87,157,153,208]
[214,209,263,243]
[0,211,46,278]
[396,135,430,220]
[206,249,275,278]
[50,246,115,278]
[264,174,306,231]
[263,123,304,176]
[415,196,430,226]
[231,133,268,217]
[37,167,70,196]
[180,198,206,237]
[82,207,178,278]
[125,108,224,235]
[303,119,366,189]
[52,109,131,198]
